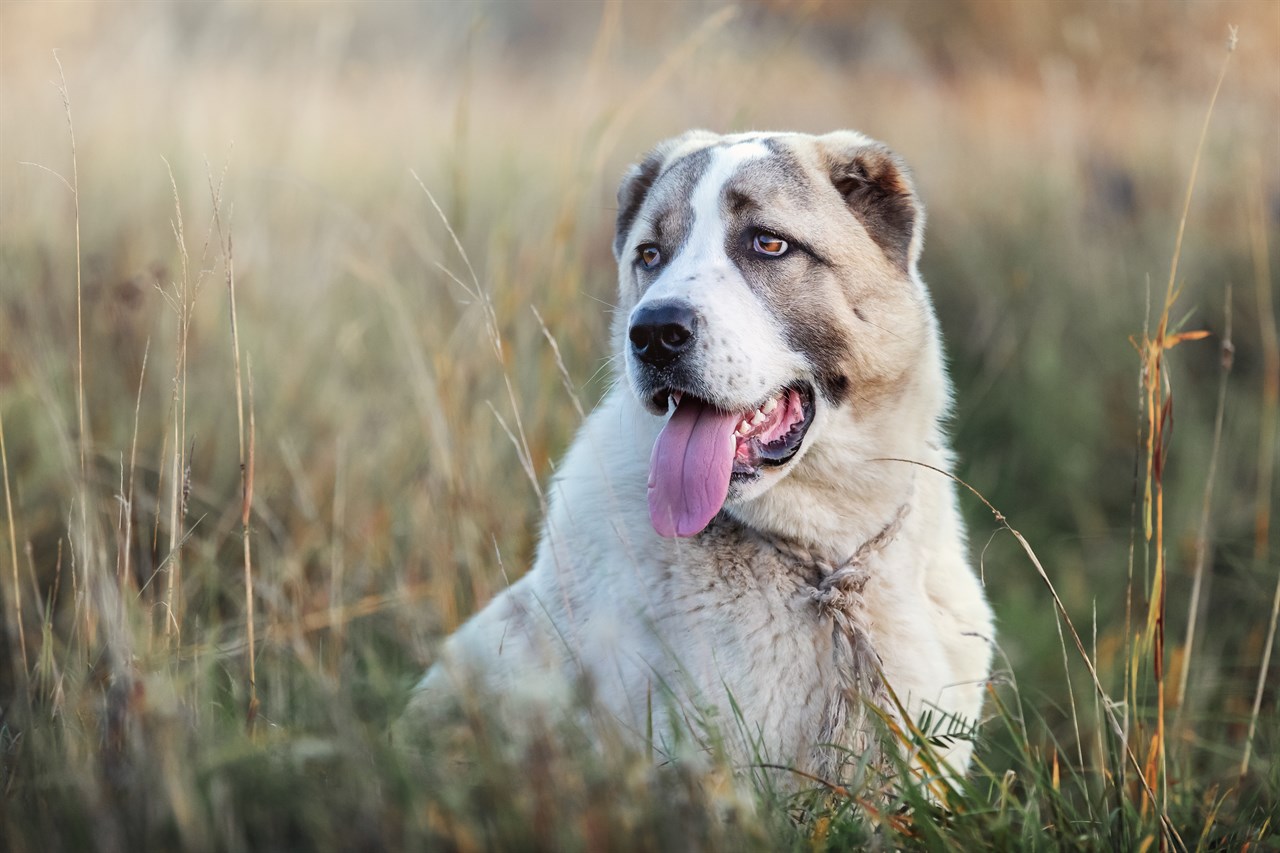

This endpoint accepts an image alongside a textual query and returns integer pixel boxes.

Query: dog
[398,130,994,784]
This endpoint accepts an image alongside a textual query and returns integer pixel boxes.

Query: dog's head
[612,130,946,539]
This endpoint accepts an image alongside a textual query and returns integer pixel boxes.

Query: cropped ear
[820,134,924,273]
[613,129,719,260]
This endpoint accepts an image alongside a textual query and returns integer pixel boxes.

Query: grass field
[1,1,1278,848]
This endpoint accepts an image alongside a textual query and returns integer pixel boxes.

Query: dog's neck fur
[753,496,912,580]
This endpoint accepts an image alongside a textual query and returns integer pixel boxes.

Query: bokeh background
[1,0,1277,848]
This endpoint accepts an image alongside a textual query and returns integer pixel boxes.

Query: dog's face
[612,130,941,538]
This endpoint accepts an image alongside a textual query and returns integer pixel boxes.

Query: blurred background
[0,0,1277,844]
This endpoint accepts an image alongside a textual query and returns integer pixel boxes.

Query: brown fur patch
[826,143,918,273]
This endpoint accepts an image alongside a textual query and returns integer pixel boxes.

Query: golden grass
[0,2,1276,849]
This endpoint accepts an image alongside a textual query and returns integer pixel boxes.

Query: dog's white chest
[588,536,841,766]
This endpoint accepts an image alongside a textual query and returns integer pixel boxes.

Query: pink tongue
[647,397,740,538]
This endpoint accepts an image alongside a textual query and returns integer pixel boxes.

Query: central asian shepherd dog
[397,129,995,788]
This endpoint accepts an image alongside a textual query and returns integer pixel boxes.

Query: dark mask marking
[626,148,713,280]
[717,149,855,406]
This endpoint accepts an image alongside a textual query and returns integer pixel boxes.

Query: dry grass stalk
[1240,169,1278,779]
[211,166,259,723]
[167,580,448,665]
[754,763,915,836]
[1247,168,1278,569]
[119,340,150,603]
[243,358,258,723]
[329,434,347,669]
[51,52,87,483]
[161,158,193,643]
[1120,277,1152,799]
[1176,285,1232,713]
[415,178,523,413]
[876,456,1185,850]
[155,155,228,644]
[532,306,585,421]
[1092,602,1107,793]
[151,406,170,588]
[1131,26,1235,818]
[413,172,544,506]
[344,248,455,485]
[50,51,103,679]
[1054,606,1085,772]
[37,540,66,714]
[0,409,28,681]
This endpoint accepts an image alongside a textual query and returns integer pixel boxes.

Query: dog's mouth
[646,382,815,539]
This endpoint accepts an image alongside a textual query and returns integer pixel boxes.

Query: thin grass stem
[1241,163,1279,780]
[0,408,28,683]
[1176,285,1231,714]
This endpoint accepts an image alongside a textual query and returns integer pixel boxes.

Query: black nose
[629,302,698,368]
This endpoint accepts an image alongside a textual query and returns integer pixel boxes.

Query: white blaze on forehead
[644,141,770,289]
[684,141,770,262]
[631,140,804,407]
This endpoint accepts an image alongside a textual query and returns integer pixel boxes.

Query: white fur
[625,143,805,410]
[400,131,995,784]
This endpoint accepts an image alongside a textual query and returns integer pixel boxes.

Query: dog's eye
[753,233,789,257]
[638,244,662,269]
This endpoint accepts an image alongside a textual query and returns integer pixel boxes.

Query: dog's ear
[614,153,664,261]
[820,133,924,274]
[614,130,719,261]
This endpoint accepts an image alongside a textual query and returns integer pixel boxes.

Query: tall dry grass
[0,1,1277,849]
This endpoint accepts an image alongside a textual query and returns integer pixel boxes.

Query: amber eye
[638,244,662,269]
[752,232,789,256]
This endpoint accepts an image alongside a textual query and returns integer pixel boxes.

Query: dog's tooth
[739,419,751,434]
[672,391,683,405]
[750,411,766,426]
[763,398,777,414]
